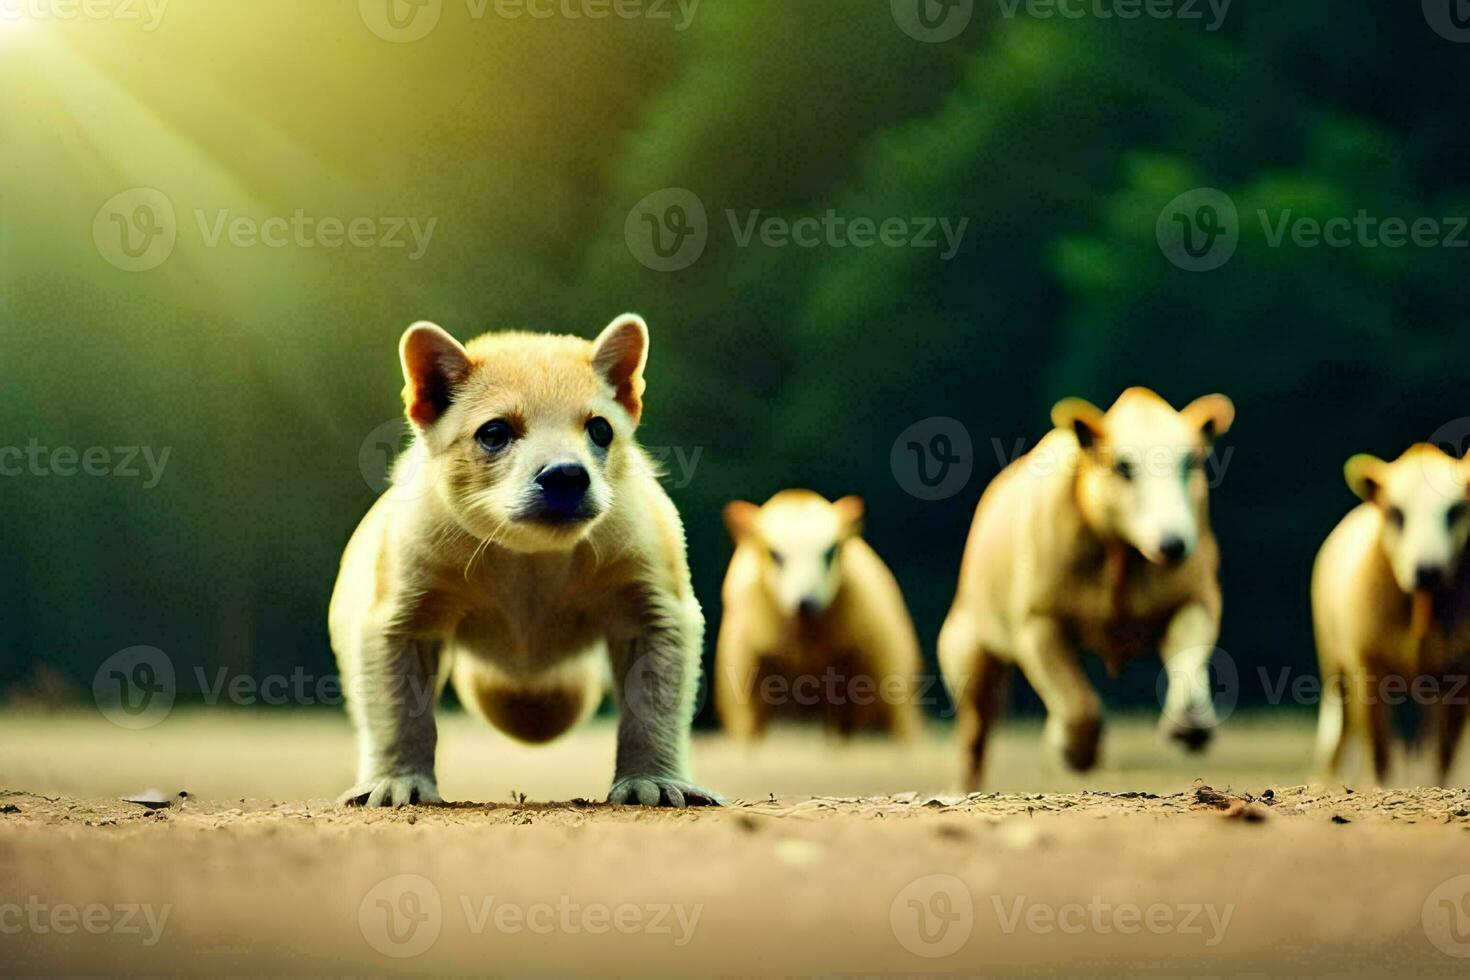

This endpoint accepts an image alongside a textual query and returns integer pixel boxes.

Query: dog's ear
[591,313,649,423]
[833,495,865,537]
[723,501,759,543]
[1051,397,1106,450]
[1345,454,1387,504]
[400,321,471,429]
[1182,393,1236,441]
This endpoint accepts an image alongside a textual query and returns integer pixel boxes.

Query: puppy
[329,314,718,807]
[939,387,1235,789]
[716,491,923,739]
[1313,443,1470,783]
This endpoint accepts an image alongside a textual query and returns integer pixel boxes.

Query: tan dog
[1313,444,1470,783]
[716,491,923,739]
[329,314,718,807]
[939,387,1235,789]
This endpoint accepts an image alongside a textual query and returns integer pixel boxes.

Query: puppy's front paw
[1160,717,1214,753]
[608,775,721,808]
[337,773,444,808]
[1045,715,1102,772]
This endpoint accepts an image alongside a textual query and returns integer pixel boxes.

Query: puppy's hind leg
[939,609,1008,790]
[954,649,1010,793]
[1436,696,1467,784]
[1314,665,1348,779]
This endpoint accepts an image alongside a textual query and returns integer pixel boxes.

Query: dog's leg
[607,595,720,807]
[1316,667,1348,778]
[337,633,444,807]
[954,648,1009,792]
[1346,666,1390,785]
[714,619,765,741]
[1158,601,1220,751]
[1437,692,1467,783]
[1016,617,1102,772]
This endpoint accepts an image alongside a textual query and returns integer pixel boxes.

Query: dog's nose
[1159,535,1188,564]
[797,597,822,620]
[535,463,590,512]
[1415,564,1446,591]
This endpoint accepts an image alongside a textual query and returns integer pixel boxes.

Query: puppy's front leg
[337,635,444,807]
[1016,617,1102,772]
[607,597,720,807]
[1157,601,1223,751]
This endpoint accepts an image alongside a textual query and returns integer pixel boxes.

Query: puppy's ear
[1345,454,1387,503]
[400,321,471,429]
[1182,393,1236,441]
[591,313,649,423]
[724,501,759,542]
[833,495,865,537]
[1051,397,1106,450]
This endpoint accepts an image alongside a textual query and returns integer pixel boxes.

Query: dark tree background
[1,1,1467,719]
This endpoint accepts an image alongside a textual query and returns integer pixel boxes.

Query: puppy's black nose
[1159,535,1188,564]
[797,597,822,620]
[535,463,589,513]
[1415,564,1446,591]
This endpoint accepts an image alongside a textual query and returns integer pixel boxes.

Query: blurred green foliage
[1,1,1467,718]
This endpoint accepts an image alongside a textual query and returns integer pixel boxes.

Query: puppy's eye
[1449,503,1467,527]
[1386,506,1406,529]
[1183,453,1204,474]
[1113,459,1135,482]
[475,420,514,453]
[586,416,613,449]
[822,544,838,566]
[769,549,784,567]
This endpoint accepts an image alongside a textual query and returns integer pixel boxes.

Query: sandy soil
[3,710,1470,976]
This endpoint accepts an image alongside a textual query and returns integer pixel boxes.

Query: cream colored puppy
[939,387,1235,789]
[716,491,922,739]
[1313,444,1470,783]
[329,314,718,807]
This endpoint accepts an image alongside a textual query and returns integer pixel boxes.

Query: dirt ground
[4,710,1470,976]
